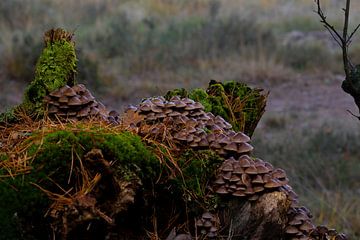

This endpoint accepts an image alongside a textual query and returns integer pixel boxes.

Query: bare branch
[314,0,344,44]
[347,23,360,44]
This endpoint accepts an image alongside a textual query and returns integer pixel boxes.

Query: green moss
[21,28,77,117]
[0,108,17,124]
[164,88,188,100]
[0,128,159,239]
[172,150,223,209]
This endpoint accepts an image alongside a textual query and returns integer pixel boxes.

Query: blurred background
[0,0,359,238]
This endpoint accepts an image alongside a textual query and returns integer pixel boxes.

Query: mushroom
[224,142,238,152]
[63,87,77,97]
[245,165,258,175]
[231,132,251,143]
[68,96,82,106]
[215,186,228,194]
[285,226,300,235]
[237,142,254,153]
[239,155,252,168]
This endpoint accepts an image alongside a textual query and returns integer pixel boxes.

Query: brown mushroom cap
[63,87,77,97]
[224,142,238,152]
[232,190,246,197]
[264,179,282,188]
[285,226,300,235]
[232,132,250,143]
[245,165,258,174]
[49,89,63,98]
[68,96,82,106]
[238,142,254,153]
[202,212,213,220]
[252,175,264,184]
[48,105,59,114]
[72,84,86,93]
[215,186,228,194]
[58,96,68,103]
[299,220,315,232]
[239,155,252,168]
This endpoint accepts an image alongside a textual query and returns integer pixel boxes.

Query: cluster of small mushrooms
[42,87,347,240]
[131,96,253,157]
[195,212,220,238]
[44,84,119,124]
[212,155,289,201]
[129,96,348,240]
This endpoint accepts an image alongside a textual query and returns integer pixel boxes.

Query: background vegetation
[0,0,359,238]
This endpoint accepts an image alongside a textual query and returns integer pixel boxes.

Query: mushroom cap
[233,166,245,174]
[255,164,270,174]
[83,90,95,100]
[173,100,187,108]
[224,142,238,152]
[63,87,77,97]
[173,132,188,141]
[168,111,181,117]
[203,220,212,228]
[222,171,232,180]
[48,105,59,114]
[239,155,252,168]
[196,219,204,227]
[49,89,63,98]
[232,132,250,143]
[264,179,282,188]
[215,186,228,194]
[210,141,222,149]
[229,175,241,182]
[68,96,82,106]
[253,185,264,193]
[289,218,303,226]
[79,95,90,104]
[72,84,86,93]
[58,96,68,103]
[285,226,300,235]
[90,107,100,115]
[77,106,91,117]
[245,165,258,174]
[151,104,163,113]
[252,175,264,184]
[272,168,287,179]
[151,98,165,107]
[238,142,254,153]
[209,226,218,233]
[139,103,152,112]
[299,220,315,232]
[232,190,246,197]
[198,138,209,147]
[202,212,213,220]
[244,187,255,195]
[241,173,251,186]
[221,162,233,172]
[214,177,226,185]
[248,194,259,201]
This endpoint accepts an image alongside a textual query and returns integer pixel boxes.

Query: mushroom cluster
[285,206,315,239]
[195,212,219,238]
[44,84,119,123]
[212,155,289,200]
[285,206,347,240]
[134,96,253,157]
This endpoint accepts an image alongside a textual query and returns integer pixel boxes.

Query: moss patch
[0,128,159,239]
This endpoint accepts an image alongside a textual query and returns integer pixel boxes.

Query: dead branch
[315,0,360,116]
